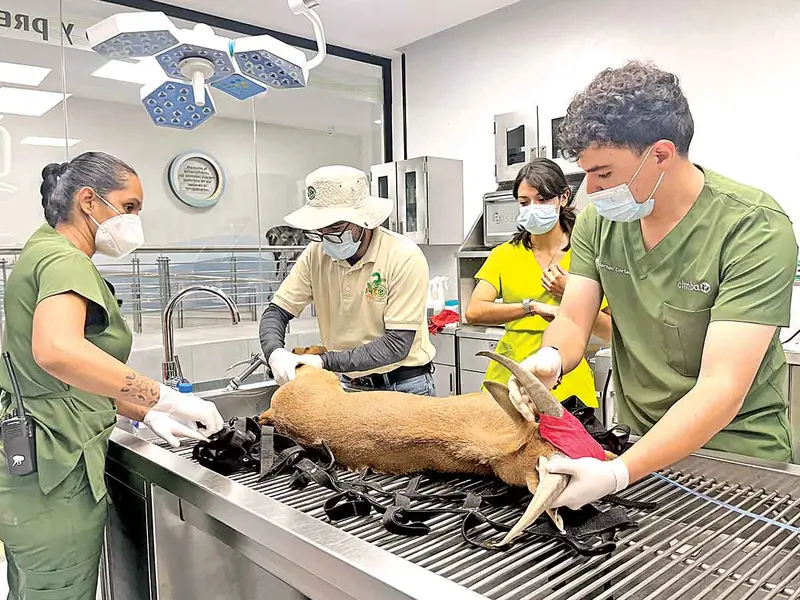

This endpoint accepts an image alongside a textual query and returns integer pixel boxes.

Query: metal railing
[0,245,308,335]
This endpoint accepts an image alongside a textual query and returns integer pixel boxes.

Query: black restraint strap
[461,504,637,555]
[195,406,656,555]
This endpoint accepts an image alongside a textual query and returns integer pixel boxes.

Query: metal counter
[105,419,800,600]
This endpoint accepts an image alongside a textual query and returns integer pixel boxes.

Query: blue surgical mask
[516,203,559,235]
[322,230,362,260]
[588,146,665,222]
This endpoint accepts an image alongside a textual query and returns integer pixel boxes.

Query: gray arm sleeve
[322,330,415,374]
[259,303,294,359]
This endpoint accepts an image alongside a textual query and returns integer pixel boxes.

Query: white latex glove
[507,346,562,421]
[153,384,224,435]
[546,456,630,510]
[268,348,303,385]
[143,411,209,448]
[269,349,324,385]
[295,354,323,369]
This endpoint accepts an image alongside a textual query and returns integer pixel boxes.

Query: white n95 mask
[588,146,664,223]
[516,204,559,235]
[91,194,145,259]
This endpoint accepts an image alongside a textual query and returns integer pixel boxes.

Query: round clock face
[168,151,225,208]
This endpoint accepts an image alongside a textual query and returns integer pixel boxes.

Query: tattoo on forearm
[120,372,160,407]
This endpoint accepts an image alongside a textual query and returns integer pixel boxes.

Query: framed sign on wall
[168,151,225,208]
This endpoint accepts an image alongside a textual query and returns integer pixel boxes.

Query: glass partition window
[0,0,387,343]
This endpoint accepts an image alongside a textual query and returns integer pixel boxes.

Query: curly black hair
[557,61,694,160]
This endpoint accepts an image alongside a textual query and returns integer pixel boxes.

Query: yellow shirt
[273,227,436,378]
[475,241,606,408]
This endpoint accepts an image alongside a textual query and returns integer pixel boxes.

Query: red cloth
[428,309,459,334]
[538,410,607,461]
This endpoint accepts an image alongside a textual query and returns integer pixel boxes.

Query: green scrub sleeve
[567,206,600,282]
[711,207,798,327]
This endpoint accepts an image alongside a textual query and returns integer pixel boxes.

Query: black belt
[343,363,433,389]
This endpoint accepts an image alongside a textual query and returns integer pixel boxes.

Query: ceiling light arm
[288,0,327,70]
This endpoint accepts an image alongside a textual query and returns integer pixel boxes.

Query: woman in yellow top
[465,158,611,408]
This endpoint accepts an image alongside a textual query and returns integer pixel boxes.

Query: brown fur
[291,346,328,356]
[258,367,560,491]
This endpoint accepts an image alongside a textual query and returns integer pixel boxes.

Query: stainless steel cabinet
[103,460,157,600]
[494,111,539,184]
[431,331,457,397]
[786,363,799,464]
[370,156,464,245]
[369,162,398,232]
[456,329,501,394]
[433,365,457,397]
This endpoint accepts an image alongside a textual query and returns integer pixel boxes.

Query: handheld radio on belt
[1,351,37,476]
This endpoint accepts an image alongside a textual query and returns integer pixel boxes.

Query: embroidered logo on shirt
[677,280,712,294]
[595,258,630,276]
[365,271,388,301]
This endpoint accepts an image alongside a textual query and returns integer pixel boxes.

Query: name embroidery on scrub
[595,257,631,276]
[677,280,712,294]
[365,271,388,301]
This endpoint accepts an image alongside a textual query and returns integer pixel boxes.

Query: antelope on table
[259,351,613,547]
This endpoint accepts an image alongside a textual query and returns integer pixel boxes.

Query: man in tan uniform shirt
[259,165,437,395]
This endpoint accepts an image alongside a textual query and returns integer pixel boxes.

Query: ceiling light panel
[0,88,69,117]
[0,61,51,86]
[21,137,81,147]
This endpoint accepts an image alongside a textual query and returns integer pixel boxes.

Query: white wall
[0,96,365,247]
[396,0,800,236]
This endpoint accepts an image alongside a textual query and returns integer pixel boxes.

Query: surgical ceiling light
[86,0,328,131]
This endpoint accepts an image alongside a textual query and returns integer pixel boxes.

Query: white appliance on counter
[482,190,518,247]
[369,156,464,245]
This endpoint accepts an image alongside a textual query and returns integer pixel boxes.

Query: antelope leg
[491,455,569,548]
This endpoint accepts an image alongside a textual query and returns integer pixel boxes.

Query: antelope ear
[484,380,528,425]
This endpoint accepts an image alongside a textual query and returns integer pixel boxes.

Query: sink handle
[227,352,264,372]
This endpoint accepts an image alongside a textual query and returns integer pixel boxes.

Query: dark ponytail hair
[510,157,576,251]
[39,152,138,228]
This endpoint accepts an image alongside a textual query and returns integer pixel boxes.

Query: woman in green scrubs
[0,152,224,600]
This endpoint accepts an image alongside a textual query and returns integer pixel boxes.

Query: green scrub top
[0,224,133,502]
[570,167,797,461]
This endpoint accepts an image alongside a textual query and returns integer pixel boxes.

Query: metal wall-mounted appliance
[369,156,464,245]
[369,161,399,232]
[494,110,539,184]
[536,111,584,176]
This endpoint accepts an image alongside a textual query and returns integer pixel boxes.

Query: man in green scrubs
[507,61,798,510]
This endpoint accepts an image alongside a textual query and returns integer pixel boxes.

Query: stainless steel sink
[198,381,278,421]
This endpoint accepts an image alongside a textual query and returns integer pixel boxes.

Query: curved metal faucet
[162,285,241,384]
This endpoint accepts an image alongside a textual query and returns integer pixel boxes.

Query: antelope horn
[492,455,568,548]
[483,380,528,424]
[477,351,564,417]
